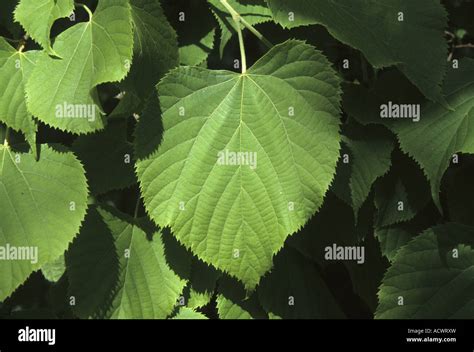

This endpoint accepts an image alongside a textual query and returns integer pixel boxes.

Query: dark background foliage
[0,0,473,319]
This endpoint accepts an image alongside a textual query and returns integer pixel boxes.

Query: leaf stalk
[220,0,247,73]
[76,2,93,20]
[220,0,272,48]
[219,0,273,73]
[3,127,10,147]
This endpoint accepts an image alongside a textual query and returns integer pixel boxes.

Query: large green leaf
[0,144,88,301]
[266,0,448,102]
[0,39,38,145]
[136,40,342,289]
[25,0,134,134]
[14,0,74,55]
[376,224,474,318]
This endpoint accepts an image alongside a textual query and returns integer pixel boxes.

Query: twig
[220,0,272,49]
[454,43,474,49]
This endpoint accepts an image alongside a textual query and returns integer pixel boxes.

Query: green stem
[3,127,10,147]
[134,196,141,218]
[360,52,369,84]
[76,2,93,20]
[220,0,247,73]
[235,21,247,73]
[239,16,272,48]
[220,0,272,49]
[17,34,29,53]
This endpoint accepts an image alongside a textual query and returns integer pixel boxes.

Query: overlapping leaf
[342,62,474,211]
[376,224,474,318]
[266,0,448,102]
[0,38,39,146]
[72,120,136,194]
[101,208,187,319]
[66,207,119,319]
[216,295,254,319]
[124,0,179,97]
[390,59,474,209]
[208,0,272,56]
[375,226,414,262]
[162,0,216,66]
[258,247,345,318]
[342,124,394,217]
[185,258,220,309]
[173,307,208,319]
[25,0,134,134]
[14,0,74,55]
[343,233,388,313]
[374,152,432,228]
[67,207,187,319]
[217,274,267,318]
[0,144,88,301]
[288,192,358,266]
[41,255,66,283]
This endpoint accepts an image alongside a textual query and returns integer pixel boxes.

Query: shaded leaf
[258,247,345,319]
[266,0,448,102]
[124,0,179,97]
[376,224,474,319]
[25,0,134,134]
[72,120,135,194]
